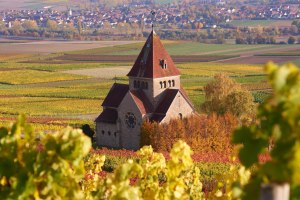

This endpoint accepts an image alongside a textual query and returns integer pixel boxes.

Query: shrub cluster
[141,113,238,154]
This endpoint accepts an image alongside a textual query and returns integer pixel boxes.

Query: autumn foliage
[141,113,238,154]
[201,73,256,120]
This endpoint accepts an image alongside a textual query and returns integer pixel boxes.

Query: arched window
[114,132,117,137]
[108,131,111,136]
[172,80,175,87]
[168,80,171,87]
[179,113,183,120]
[145,82,148,89]
[160,81,163,89]
[102,130,105,135]
[163,81,166,88]
[137,81,140,88]
[141,81,145,89]
[134,80,137,88]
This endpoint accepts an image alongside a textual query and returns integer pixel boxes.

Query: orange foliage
[141,113,238,154]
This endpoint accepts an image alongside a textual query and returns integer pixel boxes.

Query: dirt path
[192,45,272,55]
[238,44,300,57]
[0,41,139,54]
[62,66,131,79]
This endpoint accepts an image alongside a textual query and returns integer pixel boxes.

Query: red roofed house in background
[95,30,196,150]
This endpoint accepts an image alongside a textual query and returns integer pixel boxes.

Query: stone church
[95,30,196,150]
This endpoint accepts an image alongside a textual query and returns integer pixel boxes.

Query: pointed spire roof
[127,30,180,78]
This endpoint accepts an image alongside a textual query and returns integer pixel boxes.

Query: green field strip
[256,49,300,56]
[65,41,287,57]
[0,62,29,69]
[221,45,286,55]
[67,42,144,55]
[107,42,283,56]
[233,75,267,83]
[108,42,250,56]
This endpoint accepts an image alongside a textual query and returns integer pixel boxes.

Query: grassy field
[69,41,286,56]
[257,49,300,56]
[112,43,282,56]
[0,59,268,124]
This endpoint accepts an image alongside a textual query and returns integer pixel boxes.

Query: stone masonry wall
[118,92,144,150]
[96,122,119,148]
[161,91,194,124]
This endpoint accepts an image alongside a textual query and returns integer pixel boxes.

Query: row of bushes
[141,113,238,154]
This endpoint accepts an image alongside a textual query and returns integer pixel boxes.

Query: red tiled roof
[127,30,180,78]
[154,89,179,115]
[180,86,195,109]
[102,83,129,108]
[130,90,153,114]
[95,108,118,123]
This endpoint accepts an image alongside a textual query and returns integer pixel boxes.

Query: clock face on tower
[125,112,136,128]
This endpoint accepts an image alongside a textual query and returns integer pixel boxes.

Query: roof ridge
[113,83,129,86]
[101,84,129,108]
[154,89,179,114]
[179,87,195,110]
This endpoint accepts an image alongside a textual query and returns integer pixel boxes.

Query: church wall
[118,92,144,150]
[96,122,119,148]
[161,93,194,124]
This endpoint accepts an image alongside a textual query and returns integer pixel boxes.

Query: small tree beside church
[201,73,256,122]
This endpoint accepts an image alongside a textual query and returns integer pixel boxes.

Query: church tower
[95,30,195,150]
[127,30,181,110]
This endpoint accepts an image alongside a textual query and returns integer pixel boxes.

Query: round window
[125,112,136,128]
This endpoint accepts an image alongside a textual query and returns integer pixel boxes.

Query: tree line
[1,18,299,44]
